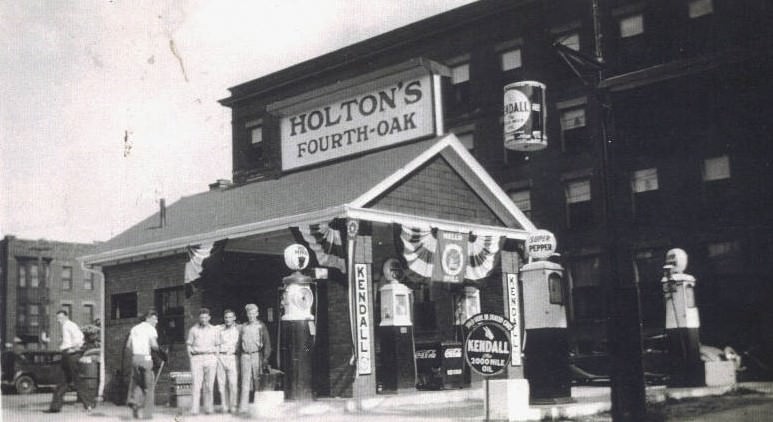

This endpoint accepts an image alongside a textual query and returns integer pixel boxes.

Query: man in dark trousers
[238,303,272,415]
[126,310,164,419]
[45,310,95,413]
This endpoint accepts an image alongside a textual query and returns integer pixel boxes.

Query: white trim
[82,205,347,265]
[345,206,530,240]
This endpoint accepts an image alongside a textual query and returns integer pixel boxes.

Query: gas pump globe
[379,258,412,327]
[282,244,314,321]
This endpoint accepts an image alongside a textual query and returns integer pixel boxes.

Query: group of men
[125,304,272,419]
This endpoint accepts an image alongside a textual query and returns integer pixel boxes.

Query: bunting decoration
[396,224,502,282]
[184,239,227,297]
[291,221,346,274]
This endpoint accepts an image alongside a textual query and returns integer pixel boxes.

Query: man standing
[126,310,163,420]
[238,303,272,415]
[216,309,239,413]
[187,307,219,415]
[45,310,94,413]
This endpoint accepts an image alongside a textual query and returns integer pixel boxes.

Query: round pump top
[525,229,557,260]
[664,248,688,273]
[284,244,310,270]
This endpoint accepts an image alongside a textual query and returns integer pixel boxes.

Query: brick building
[0,236,99,350]
[85,0,773,404]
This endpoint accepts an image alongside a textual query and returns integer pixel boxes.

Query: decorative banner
[291,221,346,273]
[463,313,514,376]
[397,225,501,283]
[184,239,228,297]
[354,264,372,375]
[506,273,522,366]
[504,80,547,151]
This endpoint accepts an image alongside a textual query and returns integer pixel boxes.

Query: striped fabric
[398,225,502,282]
[294,221,346,274]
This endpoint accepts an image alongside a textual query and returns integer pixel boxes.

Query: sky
[0,0,476,244]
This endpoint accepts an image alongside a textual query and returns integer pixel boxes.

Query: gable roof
[84,134,535,265]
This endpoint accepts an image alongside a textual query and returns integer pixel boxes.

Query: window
[619,14,644,38]
[508,189,532,218]
[706,240,743,274]
[61,266,72,290]
[61,303,72,320]
[30,263,39,288]
[18,305,26,326]
[634,249,667,328]
[568,256,604,319]
[548,273,564,305]
[155,287,185,342]
[500,48,522,71]
[83,304,95,325]
[703,155,730,181]
[689,0,713,18]
[450,63,470,85]
[631,168,659,193]
[18,265,26,288]
[707,240,741,258]
[557,32,580,51]
[84,272,94,290]
[29,304,40,327]
[565,179,593,227]
[250,126,262,146]
[111,292,138,319]
[559,104,589,152]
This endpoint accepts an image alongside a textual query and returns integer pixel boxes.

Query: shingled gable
[83,134,534,265]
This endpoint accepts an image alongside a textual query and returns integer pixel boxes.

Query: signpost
[463,313,514,421]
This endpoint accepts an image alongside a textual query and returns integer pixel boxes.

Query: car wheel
[15,375,36,394]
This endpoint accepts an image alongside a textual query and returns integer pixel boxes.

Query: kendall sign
[273,61,443,171]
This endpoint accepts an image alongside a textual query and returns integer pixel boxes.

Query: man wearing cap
[216,309,239,413]
[238,303,272,414]
[187,308,219,415]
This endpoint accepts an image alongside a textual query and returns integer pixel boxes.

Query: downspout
[81,261,106,401]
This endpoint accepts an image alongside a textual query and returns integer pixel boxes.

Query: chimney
[159,198,166,228]
[209,179,232,191]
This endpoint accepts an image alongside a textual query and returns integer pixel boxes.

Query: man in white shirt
[45,310,94,413]
[126,310,162,419]
[216,309,239,413]
[187,307,219,415]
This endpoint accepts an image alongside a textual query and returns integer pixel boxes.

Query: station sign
[275,65,440,171]
[463,313,514,376]
[525,229,556,260]
[354,263,373,375]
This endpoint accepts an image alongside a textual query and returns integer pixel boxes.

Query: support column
[350,229,377,400]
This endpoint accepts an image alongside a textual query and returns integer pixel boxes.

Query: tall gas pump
[521,230,571,403]
[280,245,315,400]
[377,258,415,393]
[661,248,703,387]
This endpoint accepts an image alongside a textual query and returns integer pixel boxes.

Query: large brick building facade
[86,0,773,404]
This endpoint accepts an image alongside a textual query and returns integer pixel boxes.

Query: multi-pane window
[18,265,27,287]
[631,168,658,193]
[689,0,713,18]
[500,48,522,71]
[508,189,532,218]
[703,155,731,181]
[84,272,94,290]
[619,14,644,38]
[560,106,588,152]
[83,304,95,325]
[446,57,471,116]
[557,32,580,51]
[565,179,593,227]
[111,292,138,319]
[61,266,72,290]
[30,264,39,288]
[156,287,185,342]
[450,63,470,85]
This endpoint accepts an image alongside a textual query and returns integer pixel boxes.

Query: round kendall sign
[463,313,514,376]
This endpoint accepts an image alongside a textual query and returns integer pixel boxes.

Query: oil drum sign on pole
[463,313,513,376]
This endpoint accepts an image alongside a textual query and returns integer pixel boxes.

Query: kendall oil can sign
[503,81,547,151]
[278,73,436,171]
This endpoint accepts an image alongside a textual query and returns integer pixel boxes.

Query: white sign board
[506,273,522,366]
[525,229,557,260]
[280,74,436,171]
[354,263,372,375]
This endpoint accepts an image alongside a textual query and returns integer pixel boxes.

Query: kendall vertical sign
[354,263,373,375]
[278,73,437,171]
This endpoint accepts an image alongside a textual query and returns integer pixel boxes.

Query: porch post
[349,222,377,400]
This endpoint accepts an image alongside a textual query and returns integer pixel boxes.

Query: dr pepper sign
[464,313,514,376]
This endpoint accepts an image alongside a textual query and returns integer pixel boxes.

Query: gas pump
[661,248,703,387]
[521,230,571,403]
[279,245,315,400]
[377,258,415,393]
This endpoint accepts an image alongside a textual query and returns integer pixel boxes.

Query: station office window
[702,155,730,181]
[565,179,593,228]
[508,189,532,218]
[500,48,522,72]
[689,0,713,18]
[111,292,138,320]
[61,266,72,290]
[619,14,644,38]
[156,287,185,342]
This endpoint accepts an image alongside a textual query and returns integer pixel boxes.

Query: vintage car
[1,350,65,394]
